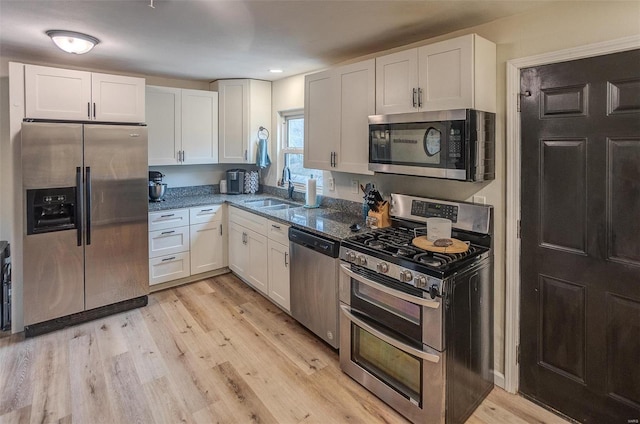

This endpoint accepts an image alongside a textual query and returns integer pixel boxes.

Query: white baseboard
[493,370,505,389]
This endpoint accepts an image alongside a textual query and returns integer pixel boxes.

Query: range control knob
[399,270,413,283]
[376,262,389,273]
[429,284,441,299]
[415,275,428,289]
[345,251,356,262]
[356,255,368,266]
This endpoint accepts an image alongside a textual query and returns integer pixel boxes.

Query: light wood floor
[0,273,570,424]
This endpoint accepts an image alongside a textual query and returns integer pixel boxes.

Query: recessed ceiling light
[269,69,284,73]
[46,30,100,54]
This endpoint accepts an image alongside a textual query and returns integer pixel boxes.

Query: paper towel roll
[305,175,317,207]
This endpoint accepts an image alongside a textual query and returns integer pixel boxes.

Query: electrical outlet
[328,178,335,191]
[473,195,486,205]
[351,179,359,194]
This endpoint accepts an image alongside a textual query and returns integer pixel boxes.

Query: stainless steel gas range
[338,194,494,424]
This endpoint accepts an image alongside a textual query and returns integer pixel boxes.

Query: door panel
[83,125,149,309]
[520,49,640,423]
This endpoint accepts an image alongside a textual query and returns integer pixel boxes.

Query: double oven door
[338,262,446,424]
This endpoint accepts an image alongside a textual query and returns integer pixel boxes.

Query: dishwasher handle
[288,227,340,258]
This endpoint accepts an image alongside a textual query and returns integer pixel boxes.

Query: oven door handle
[340,305,441,363]
[340,263,440,309]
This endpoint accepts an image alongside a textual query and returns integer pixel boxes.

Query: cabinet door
[246,229,268,295]
[417,35,473,111]
[181,89,219,164]
[190,221,224,274]
[24,65,92,120]
[375,49,418,114]
[304,70,338,171]
[146,86,181,165]
[228,221,247,277]
[336,60,375,175]
[91,73,146,122]
[268,239,290,311]
[149,252,190,286]
[216,79,249,163]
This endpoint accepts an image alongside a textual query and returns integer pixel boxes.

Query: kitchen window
[280,110,322,191]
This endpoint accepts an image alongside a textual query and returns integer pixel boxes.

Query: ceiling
[0,1,548,82]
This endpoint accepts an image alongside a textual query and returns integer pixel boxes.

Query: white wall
[267,1,640,379]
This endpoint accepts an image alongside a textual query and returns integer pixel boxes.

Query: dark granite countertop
[148,188,369,241]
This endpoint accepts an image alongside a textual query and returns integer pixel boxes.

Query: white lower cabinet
[268,239,290,311]
[228,206,291,312]
[148,204,226,286]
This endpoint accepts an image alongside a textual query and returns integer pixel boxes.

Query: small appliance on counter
[226,169,246,194]
[149,171,167,202]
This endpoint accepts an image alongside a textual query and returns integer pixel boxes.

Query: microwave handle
[340,263,440,309]
[340,304,441,363]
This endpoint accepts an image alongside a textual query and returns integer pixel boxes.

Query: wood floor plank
[142,376,195,424]
[67,331,115,424]
[0,336,35,417]
[29,334,71,424]
[0,272,572,424]
[119,309,168,384]
[103,352,155,424]
[235,300,332,376]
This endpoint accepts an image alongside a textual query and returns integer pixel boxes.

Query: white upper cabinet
[375,49,419,115]
[304,59,375,175]
[210,79,271,164]
[146,86,218,165]
[375,34,496,114]
[25,64,145,122]
[304,69,337,171]
[181,89,219,165]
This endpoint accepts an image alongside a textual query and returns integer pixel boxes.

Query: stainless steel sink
[260,204,295,211]
[244,198,289,207]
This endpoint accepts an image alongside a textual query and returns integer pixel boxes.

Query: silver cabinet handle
[284,252,289,267]
[340,305,441,363]
[412,88,417,108]
[339,263,440,309]
[93,102,96,118]
[271,224,281,229]
[161,230,175,235]
[161,256,176,262]
[201,208,214,212]
[244,149,248,160]
[182,150,185,162]
[160,214,175,218]
[87,102,91,119]
[219,224,223,236]
[418,87,423,108]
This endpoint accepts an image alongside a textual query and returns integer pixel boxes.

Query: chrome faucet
[282,167,294,199]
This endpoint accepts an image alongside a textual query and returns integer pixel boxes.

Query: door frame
[504,34,640,394]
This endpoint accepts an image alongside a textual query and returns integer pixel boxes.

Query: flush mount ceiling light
[269,69,284,73]
[46,30,100,54]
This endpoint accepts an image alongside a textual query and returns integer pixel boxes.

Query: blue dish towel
[256,138,271,168]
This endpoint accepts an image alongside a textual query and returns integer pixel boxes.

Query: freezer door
[21,122,85,325]
[21,122,83,189]
[83,125,149,309]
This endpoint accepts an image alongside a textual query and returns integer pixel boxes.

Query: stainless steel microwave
[368,109,495,182]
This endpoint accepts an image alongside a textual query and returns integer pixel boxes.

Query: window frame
[278,109,322,193]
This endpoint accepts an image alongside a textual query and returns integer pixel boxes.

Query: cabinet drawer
[268,220,290,245]
[190,204,223,225]
[229,206,268,235]
[149,226,190,258]
[149,209,189,231]
[149,252,190,286]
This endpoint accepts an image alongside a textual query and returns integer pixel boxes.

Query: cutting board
[412,236,470,253]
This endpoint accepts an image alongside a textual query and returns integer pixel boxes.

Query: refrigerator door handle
[76,166,83,247]
[85,166,92,246]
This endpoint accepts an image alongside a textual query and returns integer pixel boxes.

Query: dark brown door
[520,49,640,423]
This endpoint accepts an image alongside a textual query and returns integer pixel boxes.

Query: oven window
[354,282,421,325]
[353,324,422,404]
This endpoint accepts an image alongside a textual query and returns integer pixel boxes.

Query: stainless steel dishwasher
[289,227,340,348]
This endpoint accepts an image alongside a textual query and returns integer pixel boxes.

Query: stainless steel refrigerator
[22,121,149,335]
